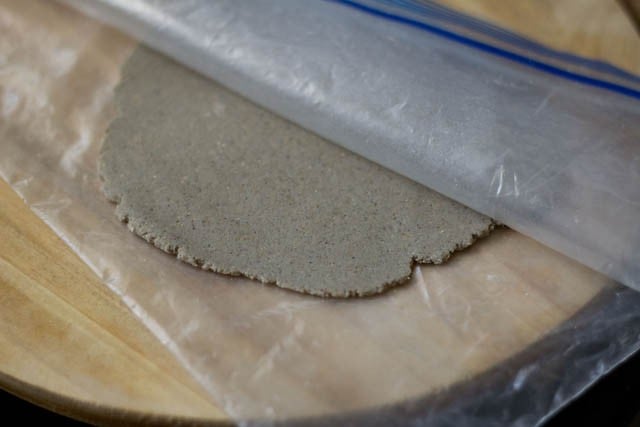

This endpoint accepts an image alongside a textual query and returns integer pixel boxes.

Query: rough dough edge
[101,173,495,298]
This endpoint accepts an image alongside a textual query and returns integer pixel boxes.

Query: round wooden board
[0,0,638,424]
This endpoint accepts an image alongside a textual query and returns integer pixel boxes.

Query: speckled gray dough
[100,47,494,297]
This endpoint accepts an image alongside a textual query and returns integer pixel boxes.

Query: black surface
[544,346,640,427]
[0,389,86,425]
[2,347,640,426]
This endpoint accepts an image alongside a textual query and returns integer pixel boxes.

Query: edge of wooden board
[0,371,231,427]
[1,284,630,425]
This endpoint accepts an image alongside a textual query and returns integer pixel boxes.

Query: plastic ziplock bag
[63,0,640,293]
[2,1,640,426]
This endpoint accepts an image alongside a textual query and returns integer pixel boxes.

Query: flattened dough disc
[100,47,493,297]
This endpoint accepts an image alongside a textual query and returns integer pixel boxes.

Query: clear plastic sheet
[2,1,640,426]
[62,0,640,293]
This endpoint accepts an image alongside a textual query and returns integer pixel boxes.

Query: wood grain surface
[0,0,638,424]
[444,0,640,74]
[0,179,225,423]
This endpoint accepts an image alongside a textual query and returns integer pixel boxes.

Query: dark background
[3,346,640,426]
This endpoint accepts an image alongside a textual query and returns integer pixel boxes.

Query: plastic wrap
[60,0,640,293]
[2,1,640,426]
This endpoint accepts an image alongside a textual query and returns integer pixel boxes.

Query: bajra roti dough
[100,47,494,297]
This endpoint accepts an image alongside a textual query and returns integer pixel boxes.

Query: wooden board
[0,0,637,424]
[0,181,226,423]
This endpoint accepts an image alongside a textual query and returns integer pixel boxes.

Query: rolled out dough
[100,47,494,297]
